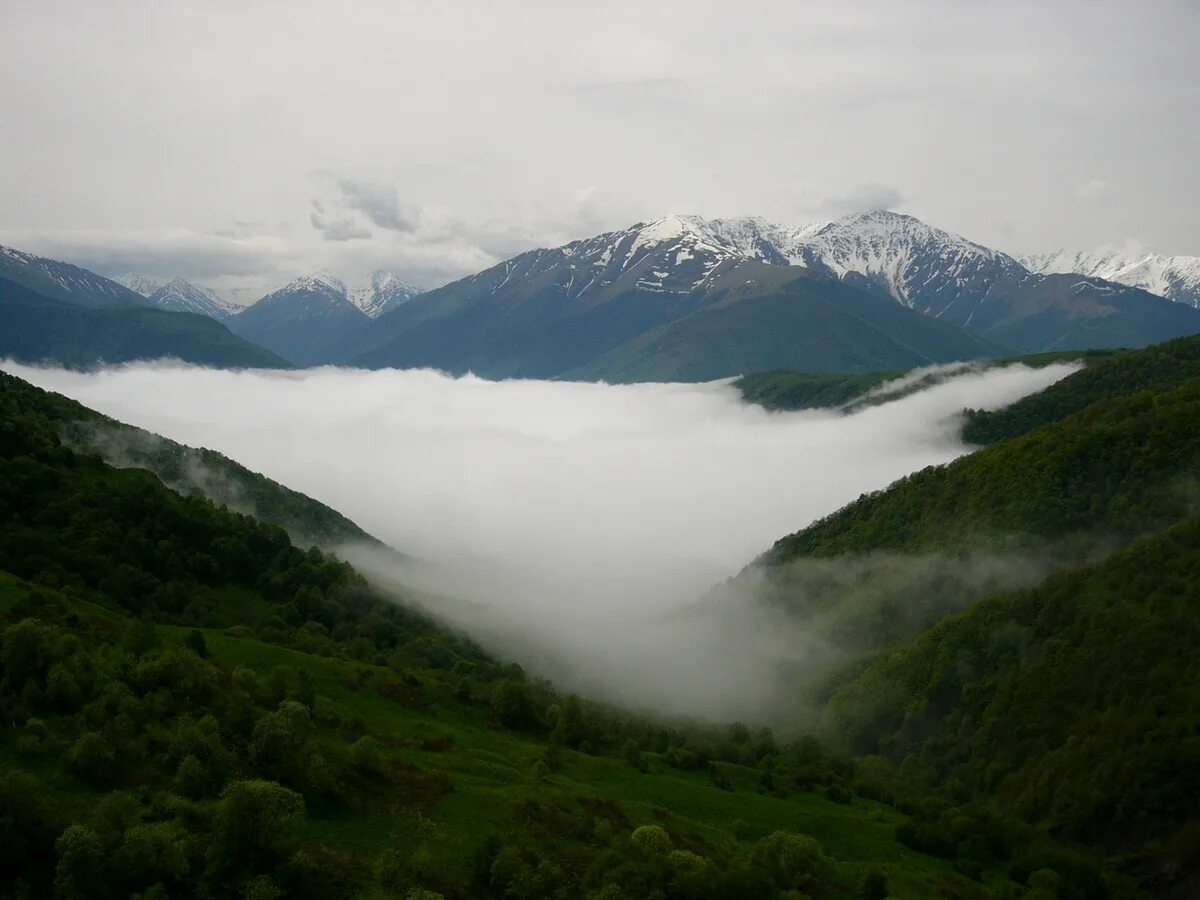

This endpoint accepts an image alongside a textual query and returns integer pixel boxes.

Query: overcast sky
[1,0,1196,296]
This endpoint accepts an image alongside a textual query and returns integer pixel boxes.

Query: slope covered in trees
[738,336,1200,897]
[822,518,1200,899]
[962,336,1200,445]
[763,376,1200,563]
[0,373,373,547]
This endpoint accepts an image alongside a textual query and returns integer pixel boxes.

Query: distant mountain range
[3,212,1198,377]
[0,275,286,369]
[114,274,240,320]
[1020,248,1200,309]
[349,211,1200,379]
[223,272,372,367]
[1,245,150,308]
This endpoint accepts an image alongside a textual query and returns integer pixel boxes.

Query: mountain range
[0,247,286,368]
[348,210,1200,379]
[1021,247,1200,308]
[3,211,1198,376]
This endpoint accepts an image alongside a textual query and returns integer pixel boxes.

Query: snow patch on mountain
[1021,249,1200,308]
[113,273,169,297]
[348,270,424,318]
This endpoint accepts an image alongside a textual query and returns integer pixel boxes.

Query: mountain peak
[350,270,424,318]
[1020,247,1200,308]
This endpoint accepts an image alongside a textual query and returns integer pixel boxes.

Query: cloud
[0,226,299,282]
[1076,178,1111,200]
[317,173,422,233]
[5,359,1080,723]
[810,183,905,218]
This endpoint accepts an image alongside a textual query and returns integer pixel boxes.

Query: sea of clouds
[6,360,1079,724]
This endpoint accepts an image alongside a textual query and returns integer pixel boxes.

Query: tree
[183,629,209,658]
[490,679,537,730]
[750,831,829,892]
[857,869,889,900]
[631,825,672,855]
[54,824,104,899]
[211,780,305,876]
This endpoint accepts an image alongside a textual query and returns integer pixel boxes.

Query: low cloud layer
[6,360,1079,722]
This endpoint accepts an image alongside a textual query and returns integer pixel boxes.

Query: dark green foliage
[826,517,1200,890]
[0,276,287,369]
[734,369,897,411]
[963,334,1200,444]
[765,376,1200,562]
[857,869,888,899]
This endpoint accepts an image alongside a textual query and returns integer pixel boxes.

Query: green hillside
[2,372,1073,899]
[733,371,899,411]
[822,517,1200,898]
[763,376,1200,564]
[0,277,288,370]
[567,275,1006,383]
[738,337,1200,896]
[734,350,1117,414]
[963,336,1200,445]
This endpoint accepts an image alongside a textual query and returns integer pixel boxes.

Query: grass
[154,619,1014,898]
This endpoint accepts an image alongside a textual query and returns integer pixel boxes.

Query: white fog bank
[5,360,1078,721]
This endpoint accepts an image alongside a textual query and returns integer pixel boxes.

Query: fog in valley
[6,360,1079,724]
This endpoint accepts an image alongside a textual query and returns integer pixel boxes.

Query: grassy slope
[568,276,1006,383]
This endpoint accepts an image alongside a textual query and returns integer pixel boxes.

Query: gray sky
[1,0,1197,296]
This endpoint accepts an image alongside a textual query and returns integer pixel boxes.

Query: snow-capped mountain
[0,245,150,308]
[1020,249,1200,309]
[448,210,1026,329]
[348,270,423,318]
[112,273,169,297]
[116,273,239,319]
[226,271,371,366]
[148,279,239,319]
[350,210,1200,376]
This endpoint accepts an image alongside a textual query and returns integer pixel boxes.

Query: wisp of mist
[6,360,1078,724]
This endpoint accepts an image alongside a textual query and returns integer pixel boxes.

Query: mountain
[226,272,370,366]
[1022,247,1200,309]
[348,212,1200,378]
[712,210,1200,351]
[565,263,1007,381]
[116,273,239,319]
[347,269,423,318]
[349,216,1010,379]
[0,244,150,308]
[0,276,288,369]
[112,272,168,296]
[148,278,238,319]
